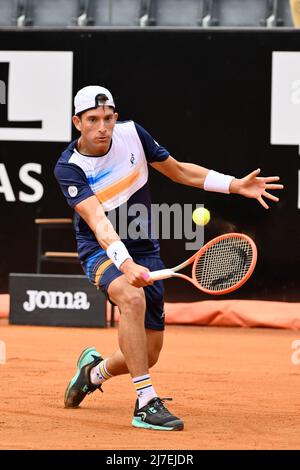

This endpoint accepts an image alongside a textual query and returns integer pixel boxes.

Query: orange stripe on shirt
[95,168,140,203]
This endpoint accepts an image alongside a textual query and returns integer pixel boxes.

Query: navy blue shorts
[83,252,166,331]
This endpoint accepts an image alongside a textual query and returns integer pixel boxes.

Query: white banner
[0,51,73,142]
[271,51,300,145]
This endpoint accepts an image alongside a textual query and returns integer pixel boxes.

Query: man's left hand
[229,168,284,209]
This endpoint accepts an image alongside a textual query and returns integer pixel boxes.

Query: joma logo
[23,290,90,312]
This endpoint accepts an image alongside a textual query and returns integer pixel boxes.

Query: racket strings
[194,237,254,292]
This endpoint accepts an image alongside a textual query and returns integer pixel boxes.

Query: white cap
[74,85,115,115]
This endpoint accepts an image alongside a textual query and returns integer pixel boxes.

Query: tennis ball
[192,207,210,226]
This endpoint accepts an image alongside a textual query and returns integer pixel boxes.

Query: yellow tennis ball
[192,207,210,226]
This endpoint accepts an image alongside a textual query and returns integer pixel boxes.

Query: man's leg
[103,327,164,375]
[105,275,165,375]
[63,328,163,409]
[108,275,149,377]
[146,328,164,368]
[107,275,183,431]
[64,260,183,429]
[64,275,163,408]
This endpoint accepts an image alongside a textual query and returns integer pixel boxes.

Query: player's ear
[73,115,82,131]
[114,111,118,122]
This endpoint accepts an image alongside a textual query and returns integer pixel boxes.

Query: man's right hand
[119,259,153,288]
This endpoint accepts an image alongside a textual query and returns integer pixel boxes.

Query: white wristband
[106,241,132,270]
[204,170,235,194]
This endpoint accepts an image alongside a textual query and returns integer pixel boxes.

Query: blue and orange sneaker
[64,347,103,408]
[132,397,184,431]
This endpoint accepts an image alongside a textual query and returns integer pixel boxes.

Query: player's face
[73,106,118,155]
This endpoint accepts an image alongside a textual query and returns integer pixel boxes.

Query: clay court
[1,0,300,456]
[1,321,300,450]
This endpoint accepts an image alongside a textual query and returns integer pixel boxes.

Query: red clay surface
[0,322,300,450]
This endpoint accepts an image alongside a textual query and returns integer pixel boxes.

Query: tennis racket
[144,233,257,295]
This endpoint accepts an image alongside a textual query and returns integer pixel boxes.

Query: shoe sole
[131,417,184,431]
[64,347,100,408]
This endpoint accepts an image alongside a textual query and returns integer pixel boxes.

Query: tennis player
[54,85,283,431]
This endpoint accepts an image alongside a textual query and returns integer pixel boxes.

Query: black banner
[9,273,107,327]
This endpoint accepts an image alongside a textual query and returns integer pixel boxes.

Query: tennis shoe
[64,347,103,408]
[132,397,184,431]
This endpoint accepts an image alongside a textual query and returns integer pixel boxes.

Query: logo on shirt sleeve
[68,186,78,197]
[130,153,136,166]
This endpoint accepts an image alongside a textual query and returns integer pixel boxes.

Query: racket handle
[143,269,174,281]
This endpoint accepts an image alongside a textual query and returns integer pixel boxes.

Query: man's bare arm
[151,157,283,209]
[75,195,151,286]
[75,195,119,250]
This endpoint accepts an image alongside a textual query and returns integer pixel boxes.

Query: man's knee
[120,289,146,315]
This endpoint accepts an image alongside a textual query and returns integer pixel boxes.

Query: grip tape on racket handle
[143,269,174,281]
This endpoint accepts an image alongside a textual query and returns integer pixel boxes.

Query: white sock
[90,358,113,386]
[132,374,157,409]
